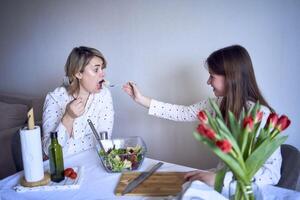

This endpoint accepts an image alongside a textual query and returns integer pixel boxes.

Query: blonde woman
[42,46,114,157]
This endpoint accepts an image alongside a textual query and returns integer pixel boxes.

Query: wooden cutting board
[115,172,185,196]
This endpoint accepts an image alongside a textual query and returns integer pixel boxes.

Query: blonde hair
[64,46,107,95]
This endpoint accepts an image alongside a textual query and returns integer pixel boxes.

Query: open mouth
[98,80,105,89]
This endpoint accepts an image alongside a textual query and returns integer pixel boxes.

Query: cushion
[0,101,28,131]
[0,126,22,179]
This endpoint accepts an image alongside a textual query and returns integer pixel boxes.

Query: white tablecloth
[0,148,299,200]
[0,148,194,200]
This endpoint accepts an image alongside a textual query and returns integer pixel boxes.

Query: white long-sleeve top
[42,86,114,157]
[148,98,282,187]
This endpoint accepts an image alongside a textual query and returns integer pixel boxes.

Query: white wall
[0,0,299,169]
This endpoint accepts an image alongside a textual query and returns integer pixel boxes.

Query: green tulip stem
[270,129,280,139]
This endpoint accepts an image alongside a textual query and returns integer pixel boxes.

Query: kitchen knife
[122,162,164,195]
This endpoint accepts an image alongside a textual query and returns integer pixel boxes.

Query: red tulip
[254,111,263,124]
[205,128,217,140]
[197,123,206,135]
[265,113,278,130]
[197,124,216,140]
[243,116,254,132]
[216,139,232,153]
[198,110,208,124]
[275,115,291,132]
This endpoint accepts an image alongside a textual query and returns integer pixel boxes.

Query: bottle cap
[50,132,58,139]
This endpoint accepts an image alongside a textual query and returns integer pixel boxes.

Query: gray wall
[0,0,299,169]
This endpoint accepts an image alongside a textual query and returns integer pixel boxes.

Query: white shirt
[148,98,282,187]
[42,86,114,157]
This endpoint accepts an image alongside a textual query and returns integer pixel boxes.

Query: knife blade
[122,162,164,195]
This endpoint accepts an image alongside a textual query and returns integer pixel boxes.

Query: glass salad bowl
[95,136,147,173]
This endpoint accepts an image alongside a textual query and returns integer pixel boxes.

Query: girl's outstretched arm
[123,82,151,108]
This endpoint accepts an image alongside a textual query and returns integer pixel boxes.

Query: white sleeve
[96,89,114,139]
[42,94,70,156]
[148,98,217,122]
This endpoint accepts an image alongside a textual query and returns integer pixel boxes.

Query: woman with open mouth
[42,46,114,157]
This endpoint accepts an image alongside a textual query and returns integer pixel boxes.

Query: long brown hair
[206,45,274,122]
[64,46,107,95]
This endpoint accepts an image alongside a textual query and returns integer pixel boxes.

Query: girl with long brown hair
[123,45,281,188]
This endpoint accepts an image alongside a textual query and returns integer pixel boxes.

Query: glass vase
[229,178,263,200]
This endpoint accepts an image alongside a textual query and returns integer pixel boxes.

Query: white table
[0,148,195,200]
[0,148,299,200]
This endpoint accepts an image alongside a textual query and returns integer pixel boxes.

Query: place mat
[14,166,83,193]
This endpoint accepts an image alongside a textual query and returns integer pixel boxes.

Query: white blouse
[148,98,282,187]
[42,86,114,157]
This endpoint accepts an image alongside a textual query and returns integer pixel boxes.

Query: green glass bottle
[49,132,65,182]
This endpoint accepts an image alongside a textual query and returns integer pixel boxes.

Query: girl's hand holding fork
[123,82,151,108]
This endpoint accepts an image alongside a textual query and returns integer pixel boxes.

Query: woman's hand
[123,82,151,108]
[62,97,85,136]
[65,97,85,119]
[184,170,216,187]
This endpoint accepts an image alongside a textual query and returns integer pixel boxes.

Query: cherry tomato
[64,168,74,177]
[69,171,77,179]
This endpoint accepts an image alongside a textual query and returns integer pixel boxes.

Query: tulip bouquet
[193,99,291,200]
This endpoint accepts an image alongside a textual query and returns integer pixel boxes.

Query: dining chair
[276,144,300,190]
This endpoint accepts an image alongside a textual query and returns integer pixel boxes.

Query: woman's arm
[123,81,217,122]
[42,94,70,156]
[148,99,212,122]
[61,97,85,135]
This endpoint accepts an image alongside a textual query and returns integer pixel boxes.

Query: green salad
[99,146,144,172]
